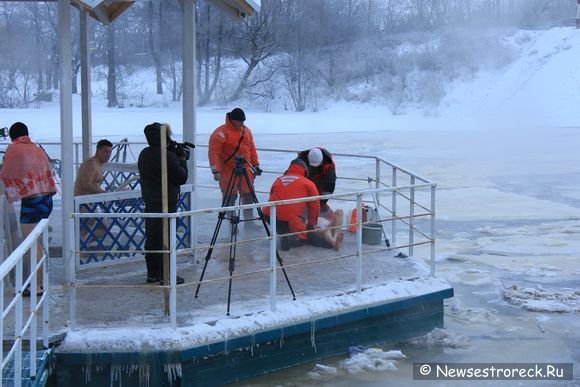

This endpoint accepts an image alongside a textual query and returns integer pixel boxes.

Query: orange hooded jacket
[208,114,259,194]
[263,162,320,240]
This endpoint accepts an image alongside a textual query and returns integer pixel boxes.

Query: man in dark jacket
[138,122,188,284]
[298,147,336,213]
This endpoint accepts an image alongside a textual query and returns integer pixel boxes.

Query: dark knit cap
[228,108,246,122]
[9,122,29,141]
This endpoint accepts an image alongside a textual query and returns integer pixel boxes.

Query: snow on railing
[0,219,50,387]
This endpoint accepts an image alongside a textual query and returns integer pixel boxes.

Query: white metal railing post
[73,198,80,271]
[356,194,363,292]
[170,216,177,329]
[42,227,49,349]
[190,191,197,263]
[74,142,80,171]
[375,158,381,210]
[409,176,416,257]
[430,185,436,276]
[269,206,277,312]
[15,258,23,387]
[391,167,398,247]
[69,217,77,331]
[29,241,38,381]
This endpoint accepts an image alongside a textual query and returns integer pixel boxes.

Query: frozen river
[232,127,580,386]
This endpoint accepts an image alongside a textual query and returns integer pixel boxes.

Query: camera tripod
[195,155,296,315]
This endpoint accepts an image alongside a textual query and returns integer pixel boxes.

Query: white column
[577,0,580,29]
[80,11,93,161]
[59,0,74,289]
[182,0,197,261]
[182,0,196,184]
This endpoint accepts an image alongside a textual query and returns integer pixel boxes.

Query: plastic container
[362,222,383,245]
[348,206,369,233]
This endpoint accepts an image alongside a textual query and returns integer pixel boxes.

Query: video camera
[168,140,195,161]
[233,154,262,176]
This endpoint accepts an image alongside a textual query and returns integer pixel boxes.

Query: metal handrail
[54,143,437,330]
[69,182,436,330]
[0,219,50,387]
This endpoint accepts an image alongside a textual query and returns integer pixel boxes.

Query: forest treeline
[0,0,574,112]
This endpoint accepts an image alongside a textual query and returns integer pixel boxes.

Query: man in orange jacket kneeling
[263,158,344,251]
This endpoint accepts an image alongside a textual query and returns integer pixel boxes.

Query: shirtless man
[74,139,113,195]
[315,208,345,251]
[74,139,113,239]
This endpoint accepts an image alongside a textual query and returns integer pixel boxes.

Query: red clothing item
[263,163,320,239]
[0,136,57,203]
[208,115,259,194]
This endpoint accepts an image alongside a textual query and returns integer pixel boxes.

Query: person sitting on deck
[263,158,344,251]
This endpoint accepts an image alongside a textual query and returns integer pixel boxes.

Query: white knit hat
[308,148,323,167]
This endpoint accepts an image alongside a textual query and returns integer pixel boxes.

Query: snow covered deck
[50,231,447,338]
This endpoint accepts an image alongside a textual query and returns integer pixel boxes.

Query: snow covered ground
[1,26,580,384]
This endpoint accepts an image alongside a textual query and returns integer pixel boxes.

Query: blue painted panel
[78,192,192,266]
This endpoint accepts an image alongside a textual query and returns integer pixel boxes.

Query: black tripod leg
[242,169,297,300]
[195,212,226,297]
[226,203,241,316]
[195,171,239,298]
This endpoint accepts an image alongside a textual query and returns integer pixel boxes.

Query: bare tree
[106,23,119,107]
[283,52,313,112]
[228,1,278,102]
[196,2,223,106]
[0,0,574,110]
[148,0,163,94]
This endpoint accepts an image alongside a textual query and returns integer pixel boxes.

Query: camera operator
[208,108,261,221]
[138,122,188,284]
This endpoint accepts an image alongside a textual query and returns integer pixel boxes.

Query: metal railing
[20,142,436,330]
[0,219,50,387]
[69,166,435,330]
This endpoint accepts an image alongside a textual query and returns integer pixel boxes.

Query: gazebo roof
[207,0,260,18]
[71,0,134,24]
[68,0,260,24]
